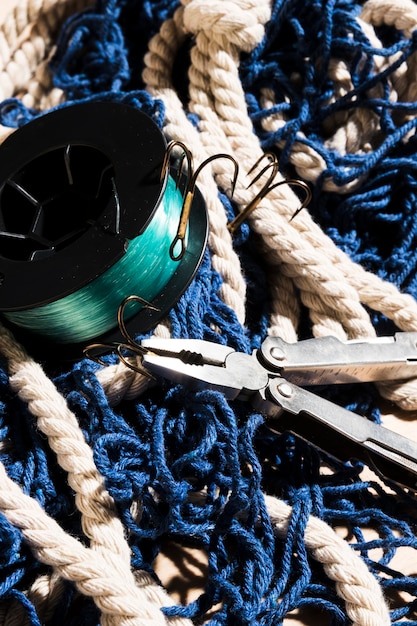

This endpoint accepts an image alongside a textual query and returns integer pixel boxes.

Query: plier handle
[139,334,417,491]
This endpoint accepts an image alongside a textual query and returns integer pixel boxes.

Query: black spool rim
[0,101,169,310]
[0,101,208,361]
[9,182,207,363]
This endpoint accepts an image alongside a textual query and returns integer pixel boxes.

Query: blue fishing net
[1,0,417,624]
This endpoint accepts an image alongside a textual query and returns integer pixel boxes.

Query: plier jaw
[141,338,270,402]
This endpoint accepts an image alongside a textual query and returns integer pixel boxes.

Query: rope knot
[181,0,271,52]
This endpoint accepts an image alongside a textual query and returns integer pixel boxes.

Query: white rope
[0,323,193,626]
[143,8,247,324]
[265,495,391,626]
[175,0,417,409]
[0,0,411,624]
[0,457,172,626]
[0,0,91,112]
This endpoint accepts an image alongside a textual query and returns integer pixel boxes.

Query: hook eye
[169,232,186,261]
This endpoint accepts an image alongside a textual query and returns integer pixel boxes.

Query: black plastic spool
[0,101,208,361]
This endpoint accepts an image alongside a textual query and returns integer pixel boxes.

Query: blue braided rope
[2,0,417,623]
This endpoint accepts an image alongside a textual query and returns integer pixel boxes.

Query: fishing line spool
[0,101,208,361]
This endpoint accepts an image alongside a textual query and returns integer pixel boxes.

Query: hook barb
[287,180,312,221]
[117,294,160,346]
[83,295,160,377]
[227,152,311,233]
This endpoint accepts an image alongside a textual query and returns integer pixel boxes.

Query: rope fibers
[0,0,417,624]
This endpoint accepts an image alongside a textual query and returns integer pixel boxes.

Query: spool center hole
[0,145,115,261]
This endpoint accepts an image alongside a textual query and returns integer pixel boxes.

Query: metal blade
[261,333,417,385]
[255,377,417,490]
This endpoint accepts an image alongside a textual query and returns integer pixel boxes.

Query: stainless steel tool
[137,334,417,491]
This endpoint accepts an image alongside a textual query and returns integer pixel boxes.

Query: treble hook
[117,294,159,345]
[227,153,312,233]
[83,295,160,378]
[161,141,239,261]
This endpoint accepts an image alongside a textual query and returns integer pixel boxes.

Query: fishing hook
[227,152,311,233]
[161,141,239,260]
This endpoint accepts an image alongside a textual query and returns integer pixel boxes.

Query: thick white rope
[143,10,247,324]
[264,495,391,626]
[144,4,361,348]
[0,324,192,626]
[0,316,390,626]
[180,0,377,339]
[0,456,173,626]
[177,0,417,409]
[0,0,408,623]
[0,0,91,112]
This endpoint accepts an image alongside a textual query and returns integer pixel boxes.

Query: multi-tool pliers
[138,333,417,491]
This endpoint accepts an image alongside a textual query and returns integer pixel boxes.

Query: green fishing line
[3,176,186,343]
